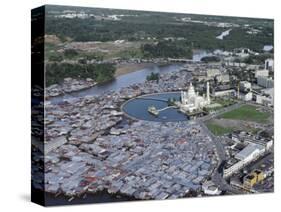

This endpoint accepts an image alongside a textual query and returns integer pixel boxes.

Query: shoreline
[47,62,174,100]
[114,62,168,77]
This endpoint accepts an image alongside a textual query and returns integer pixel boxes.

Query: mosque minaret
[179,82,211,113]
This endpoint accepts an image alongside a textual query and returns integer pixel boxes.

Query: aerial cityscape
[31,5,274,206]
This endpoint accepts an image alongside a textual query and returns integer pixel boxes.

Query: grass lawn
[205,98,237,112]
[214,98,236,107]
[219,105,270,123]
[206,122,234,136]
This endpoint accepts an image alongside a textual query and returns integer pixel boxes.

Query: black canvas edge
[31,5,46,206]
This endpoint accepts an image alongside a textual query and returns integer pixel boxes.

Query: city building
[223,143,265,178]
[235,48,252,58]
[179,82,210,113]
[255,69,269,78]
[245,138,273,151]
[257,76,274,88]
[261,88,274,105]
[213,89,236,97]
[263,88,274,98]
[223,159,245,178]
[239,81,251,92]
[265,58,274,71]
[243,174,256,189]
[216,74,230,83]
[239,92,253,101]
[243,169,265,190]
[235,143,265,162]
[202,181,221,195]
[207,69,221,78]
[246,64,260,70]
[224,61,247,67]
[263,45,273,52]
[256,94,273,106]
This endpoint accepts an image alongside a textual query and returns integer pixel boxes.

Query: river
[49,64,183,104]
[49,51,215,104]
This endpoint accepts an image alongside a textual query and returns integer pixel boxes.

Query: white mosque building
[179,82,211,113]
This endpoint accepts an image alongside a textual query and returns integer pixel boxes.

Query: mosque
[179,82,211,113]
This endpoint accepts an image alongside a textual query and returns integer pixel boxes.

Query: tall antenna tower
[237,83,240,99]
[206,81,210,104]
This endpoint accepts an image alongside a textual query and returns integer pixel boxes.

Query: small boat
[148,106,159,116]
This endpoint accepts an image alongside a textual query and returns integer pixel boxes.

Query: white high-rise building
[265,59,274,71]
[206,81,210,104]
[257,76,274,88]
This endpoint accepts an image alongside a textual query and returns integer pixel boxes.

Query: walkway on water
[157,106,177,112]
[136,96,178,112]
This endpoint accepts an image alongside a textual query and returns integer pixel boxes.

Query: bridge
[167,58,201,63]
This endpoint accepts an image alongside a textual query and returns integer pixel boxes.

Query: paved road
[199,101,274,194]
[199,121,226,161]
[199,120,241,194]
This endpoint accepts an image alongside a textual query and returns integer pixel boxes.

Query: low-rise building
[257,76,274,88]
[225,61,247,67]
[235,143,264,162]
[249,139,273,151]
[243,169,265,190]
[223,143,265,178]
[202,181,221,195]
[216,74,230,83]
[223,159,245,178]
[239,92,253,101]
[263,88,274,98]
[256,94,273,106]
[207,69,221,78]
[239,81,251,92]
[213,89,236,97]
[243,174,256,189]
[255,69,269,78]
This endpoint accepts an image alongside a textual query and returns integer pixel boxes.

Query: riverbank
[45,77,97,98]
[115,62,165,77]
[48,64,183,103]
[46,62,169,98]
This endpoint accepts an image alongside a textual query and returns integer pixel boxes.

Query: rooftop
[235,143,264,160]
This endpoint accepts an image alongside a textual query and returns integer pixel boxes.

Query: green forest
[141,41,192,58]
[46,63,116,86]
[43,5,274,86]
[45,14,273,52]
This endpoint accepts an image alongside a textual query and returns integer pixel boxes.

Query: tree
[146,72,159,81]
[46,63,116,86]
[49,54,63,62]
[201,56,220,63]
[64,49,78,59]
